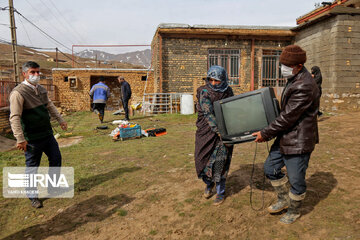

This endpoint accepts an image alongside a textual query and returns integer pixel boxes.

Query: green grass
[117,209,128,217]
[1,111,360,239]
[0,111,196,237]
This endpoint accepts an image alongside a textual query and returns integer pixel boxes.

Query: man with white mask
[252,45,320,224]
[9,61,67,208]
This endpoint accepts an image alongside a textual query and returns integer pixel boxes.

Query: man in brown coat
[252,45,319,224]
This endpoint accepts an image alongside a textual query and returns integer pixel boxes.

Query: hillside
[0,43,148,82]
[76,49,151,68]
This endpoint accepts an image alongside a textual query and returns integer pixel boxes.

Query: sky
[0,0,321,54]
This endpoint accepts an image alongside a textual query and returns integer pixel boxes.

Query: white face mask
[28,75,40,84]
[281,64,294,79]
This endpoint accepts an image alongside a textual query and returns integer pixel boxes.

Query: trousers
[263,144,311,195]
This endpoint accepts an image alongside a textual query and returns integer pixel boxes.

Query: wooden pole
[8,0,20,84]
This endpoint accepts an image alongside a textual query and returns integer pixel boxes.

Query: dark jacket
[121,81,132,100]
[311,66,322,97]
[194,85,233,177]
[261,67,319,155]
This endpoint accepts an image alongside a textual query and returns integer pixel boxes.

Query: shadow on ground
[227,163,337,215]
[227,163,273,195]
[75,167,141,192]
[302,171,337,215]
[2,194,134,240]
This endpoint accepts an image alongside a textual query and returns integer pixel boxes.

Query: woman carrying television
[194,65,234,206]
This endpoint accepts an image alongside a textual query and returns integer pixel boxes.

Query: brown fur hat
[280,45,307,66]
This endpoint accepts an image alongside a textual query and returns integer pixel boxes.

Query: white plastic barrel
[180,94,194,115]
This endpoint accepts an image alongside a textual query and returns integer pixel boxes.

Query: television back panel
[214,87,280,144]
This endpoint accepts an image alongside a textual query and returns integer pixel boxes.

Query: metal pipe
[159,35,163,93]
[71,44,151,68]
[296,0,348,25]
[250,38,255,91]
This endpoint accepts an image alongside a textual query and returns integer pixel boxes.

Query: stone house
[2,1,360,132]
[293,0,360,110]
[52,68,154,111]
[151,24,294,99]
[52,0,360,113]
[151,0,360,110]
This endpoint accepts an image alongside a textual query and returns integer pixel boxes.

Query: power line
[38,0,80,43]
[57,48,84,66]
[48,0,86,43]
[0,37,56,50]
[17,15,33,46]
[13,9,72,52]
[24,0,76,47]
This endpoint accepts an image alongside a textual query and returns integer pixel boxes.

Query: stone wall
[52,68,154,111]
[295,14,360,111]
[152,34,291,99]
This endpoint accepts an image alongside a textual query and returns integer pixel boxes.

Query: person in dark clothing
[194,65,234,206]
[118,76,132,121]
[90,77,110,123]
[311,66,323,116]
[252,45,320,224]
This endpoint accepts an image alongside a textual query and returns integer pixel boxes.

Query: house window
[261,50,286,87]
[208,49,240,85]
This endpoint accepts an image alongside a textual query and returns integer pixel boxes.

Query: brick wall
[153,34,291,99]
[52,69,154,111]
[295,14,360,111]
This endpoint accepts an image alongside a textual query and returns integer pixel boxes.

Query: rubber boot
[280,192,305,224]
[268,176,290,213]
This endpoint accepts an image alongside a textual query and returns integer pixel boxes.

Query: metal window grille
[142,93,191,114]
[208,49,240,85]
[261,50,286,87]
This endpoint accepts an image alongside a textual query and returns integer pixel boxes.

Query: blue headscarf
[205,65,229,92]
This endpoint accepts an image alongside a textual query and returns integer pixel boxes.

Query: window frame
[208,49,240,86]
[260,49,286,88]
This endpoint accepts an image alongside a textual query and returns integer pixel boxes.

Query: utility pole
[56,47,58,68]
[8,0,20,84]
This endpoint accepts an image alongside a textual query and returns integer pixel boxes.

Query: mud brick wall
[0,107,10,133]
[295,14,360,111]
[151,36,160,93]
[52,69,154,111]
[152,34,291,100]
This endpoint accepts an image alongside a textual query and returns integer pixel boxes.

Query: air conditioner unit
[69,76,78,88]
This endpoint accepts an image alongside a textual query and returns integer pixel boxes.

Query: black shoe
[30,198,43,208]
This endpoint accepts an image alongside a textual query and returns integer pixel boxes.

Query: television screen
[214,87,279,144]
[222,93,268,136]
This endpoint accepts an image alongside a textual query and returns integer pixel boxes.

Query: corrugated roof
[157,23,293,31]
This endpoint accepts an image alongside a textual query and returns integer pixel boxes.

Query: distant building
[150,0,360,111]
[293,0,360,110]
[52,68,154,111]
[151,24,294,99]
[50,0,360,112]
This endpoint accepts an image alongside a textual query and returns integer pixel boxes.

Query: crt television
[214,87,280,144]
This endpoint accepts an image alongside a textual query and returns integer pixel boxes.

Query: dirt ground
[0,135,16,152]
[1,111,359,240]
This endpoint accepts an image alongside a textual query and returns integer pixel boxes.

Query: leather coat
[261,67,320,155]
